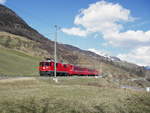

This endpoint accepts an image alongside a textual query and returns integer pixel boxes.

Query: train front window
[56,63,59,67]
[40,62,50,66]
[45,62,50,66]
[64,64,67,68]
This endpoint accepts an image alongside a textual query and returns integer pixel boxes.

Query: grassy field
[0,46,41,76]
[0,77,150,113]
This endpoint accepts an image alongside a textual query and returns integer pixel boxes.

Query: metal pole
[54,25,57,78]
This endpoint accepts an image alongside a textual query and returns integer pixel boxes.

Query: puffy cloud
[62,1,133,37]
[62,1,150,48]
[104,30,150,48]
[62,1,150,65]
[118,46,150,66]
[61,27,88,37]
[74,1,133,33]
[0,0,6,4]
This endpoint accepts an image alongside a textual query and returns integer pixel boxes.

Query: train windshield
[40,62,50,66]
[45,62,50,66]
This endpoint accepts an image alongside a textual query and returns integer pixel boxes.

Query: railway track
[0,75,102,81]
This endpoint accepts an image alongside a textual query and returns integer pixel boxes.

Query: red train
[39,59,99,76]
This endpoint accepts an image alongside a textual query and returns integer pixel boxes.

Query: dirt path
[0,77,36,83]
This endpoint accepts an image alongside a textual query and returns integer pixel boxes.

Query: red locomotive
[39,59,99,76]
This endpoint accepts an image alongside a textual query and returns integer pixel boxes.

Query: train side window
[50,62,54,66]
[64,65,67,68]
[49,62,52,66]
[74,67,78,70]
[56,63,59,67]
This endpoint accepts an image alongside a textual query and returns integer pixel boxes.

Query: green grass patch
[0,77,150,113]
[0,47,42,76]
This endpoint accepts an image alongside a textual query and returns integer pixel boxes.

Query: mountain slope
[0,4,49,43]
[0,4,149,78]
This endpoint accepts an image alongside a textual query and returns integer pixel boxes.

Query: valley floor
[0,77,150,113]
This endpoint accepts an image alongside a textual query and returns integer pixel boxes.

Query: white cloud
[104,30,150,48]
[61,27,88,37]
[62,1,150,65]
[62,1,150,48]
[74,1,133,34]
[118,46,150,66]
[0,0,6,4]
[62,1,133,37]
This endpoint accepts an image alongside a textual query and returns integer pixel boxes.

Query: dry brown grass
[0,77,150,113]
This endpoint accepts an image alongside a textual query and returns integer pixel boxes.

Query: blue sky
[1,0,150,66]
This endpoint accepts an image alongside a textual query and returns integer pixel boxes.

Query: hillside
[0,4,149,78]
[0,46,41,76]
[0,4,48,43]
